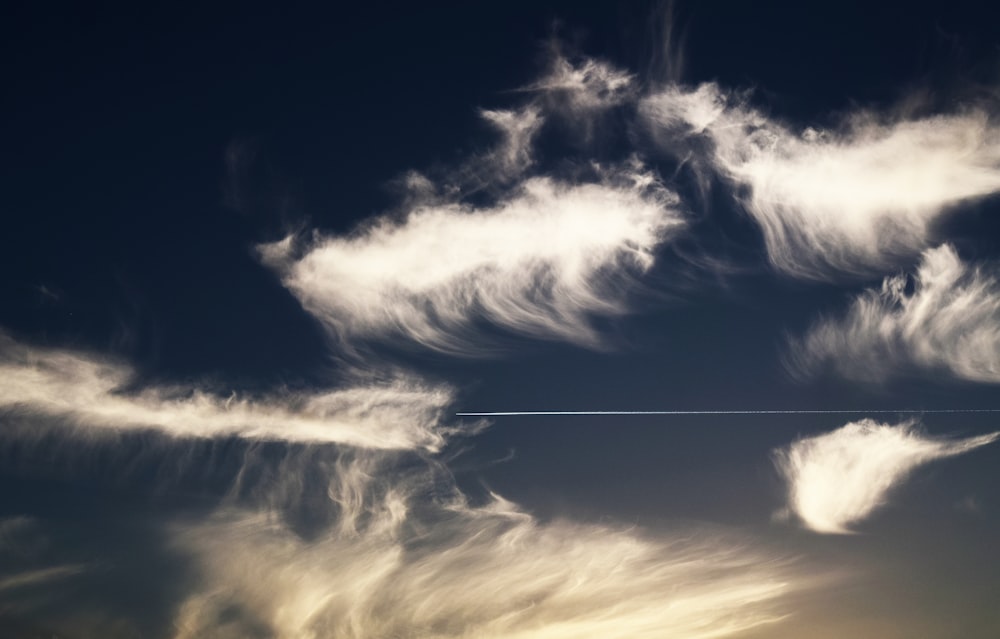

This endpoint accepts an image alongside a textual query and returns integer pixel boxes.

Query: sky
[2,1,1000,637]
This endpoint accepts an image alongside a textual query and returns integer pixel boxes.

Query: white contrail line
[455,410,1000,417]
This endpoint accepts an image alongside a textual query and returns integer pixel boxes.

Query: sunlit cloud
[171,497,794,639]
[0,334,464,451]
[789,244,1000,383]
[7,26,1000,639]
[524,50,636,116]
[0,337,804,638]
[260,166,684,355]
[642,84,1000,279]
[479,106,545,180]
[774,419,999,534]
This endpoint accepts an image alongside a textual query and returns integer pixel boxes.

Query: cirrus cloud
[641,85,1000,279]
[259,167,684,356]
[171,487,795,639]
[0,334,463,451]
[774,419,999,534]
[789,244,1000,383]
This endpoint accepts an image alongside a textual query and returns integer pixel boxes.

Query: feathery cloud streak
[774,419,999,534]
[172,493,793,639]
[0,334,462,450]
[260,169,683,355]
[790,244,1000,383]
[642,85,1000,279]
[524,51,636,116]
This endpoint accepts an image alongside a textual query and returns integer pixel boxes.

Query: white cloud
[479,106,545,180]
[0,334,465,451]
[171,498,793,639]
[774,419,999,534]
[790,244,1000,383]
[642,85,1000,279]
[524,52,635,115]
[260,167,683,355]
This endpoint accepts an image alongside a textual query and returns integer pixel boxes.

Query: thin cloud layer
[774,419,999,534]
[260,168,683,355]
[172,496,793,639]
[642,84,1000,279]
[0,334,462,450]
[790,244,1000,383]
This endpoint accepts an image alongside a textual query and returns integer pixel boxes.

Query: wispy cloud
[642,85,1000,279]
[523,48,636,117]
[774,419,999,534]
[7,29,1000,638]
[478,106,545,180]
[0,334,464,450]
[172,492,794,639]
[260,166,683,355]
[0,563,86,593]
[789,244,1000,383]
[0,331,804,638]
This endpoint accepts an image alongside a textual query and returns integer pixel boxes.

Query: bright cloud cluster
[643,86,1000,279]
[260,169,683,355]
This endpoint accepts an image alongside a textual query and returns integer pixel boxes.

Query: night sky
[2,2,1000,637]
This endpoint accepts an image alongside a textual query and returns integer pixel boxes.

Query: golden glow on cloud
[774,419,999,534]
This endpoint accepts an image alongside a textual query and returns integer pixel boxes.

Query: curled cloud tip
[774,419,999,534]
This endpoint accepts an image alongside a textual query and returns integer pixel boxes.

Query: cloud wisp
[0,334,464,451]
[790,244,1000,384]
[171,465,795,639]
[641,84,1000,279]
[8,33,1000,639]
[0,332,803,638]
[774,419,999,534]
[260,167,684,356]
[523,48,636,118]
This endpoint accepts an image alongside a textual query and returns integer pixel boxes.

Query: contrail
[456,409,1000,416]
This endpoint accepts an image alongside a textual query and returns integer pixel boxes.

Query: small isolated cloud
[478,106,545,180]
[774,419,999,534]
[955,495,982,514]
[789,244,1000,384]
[0,334,464,451]
[642,85,1000,279]
[524,51,636,116]
[260,167,683,355]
